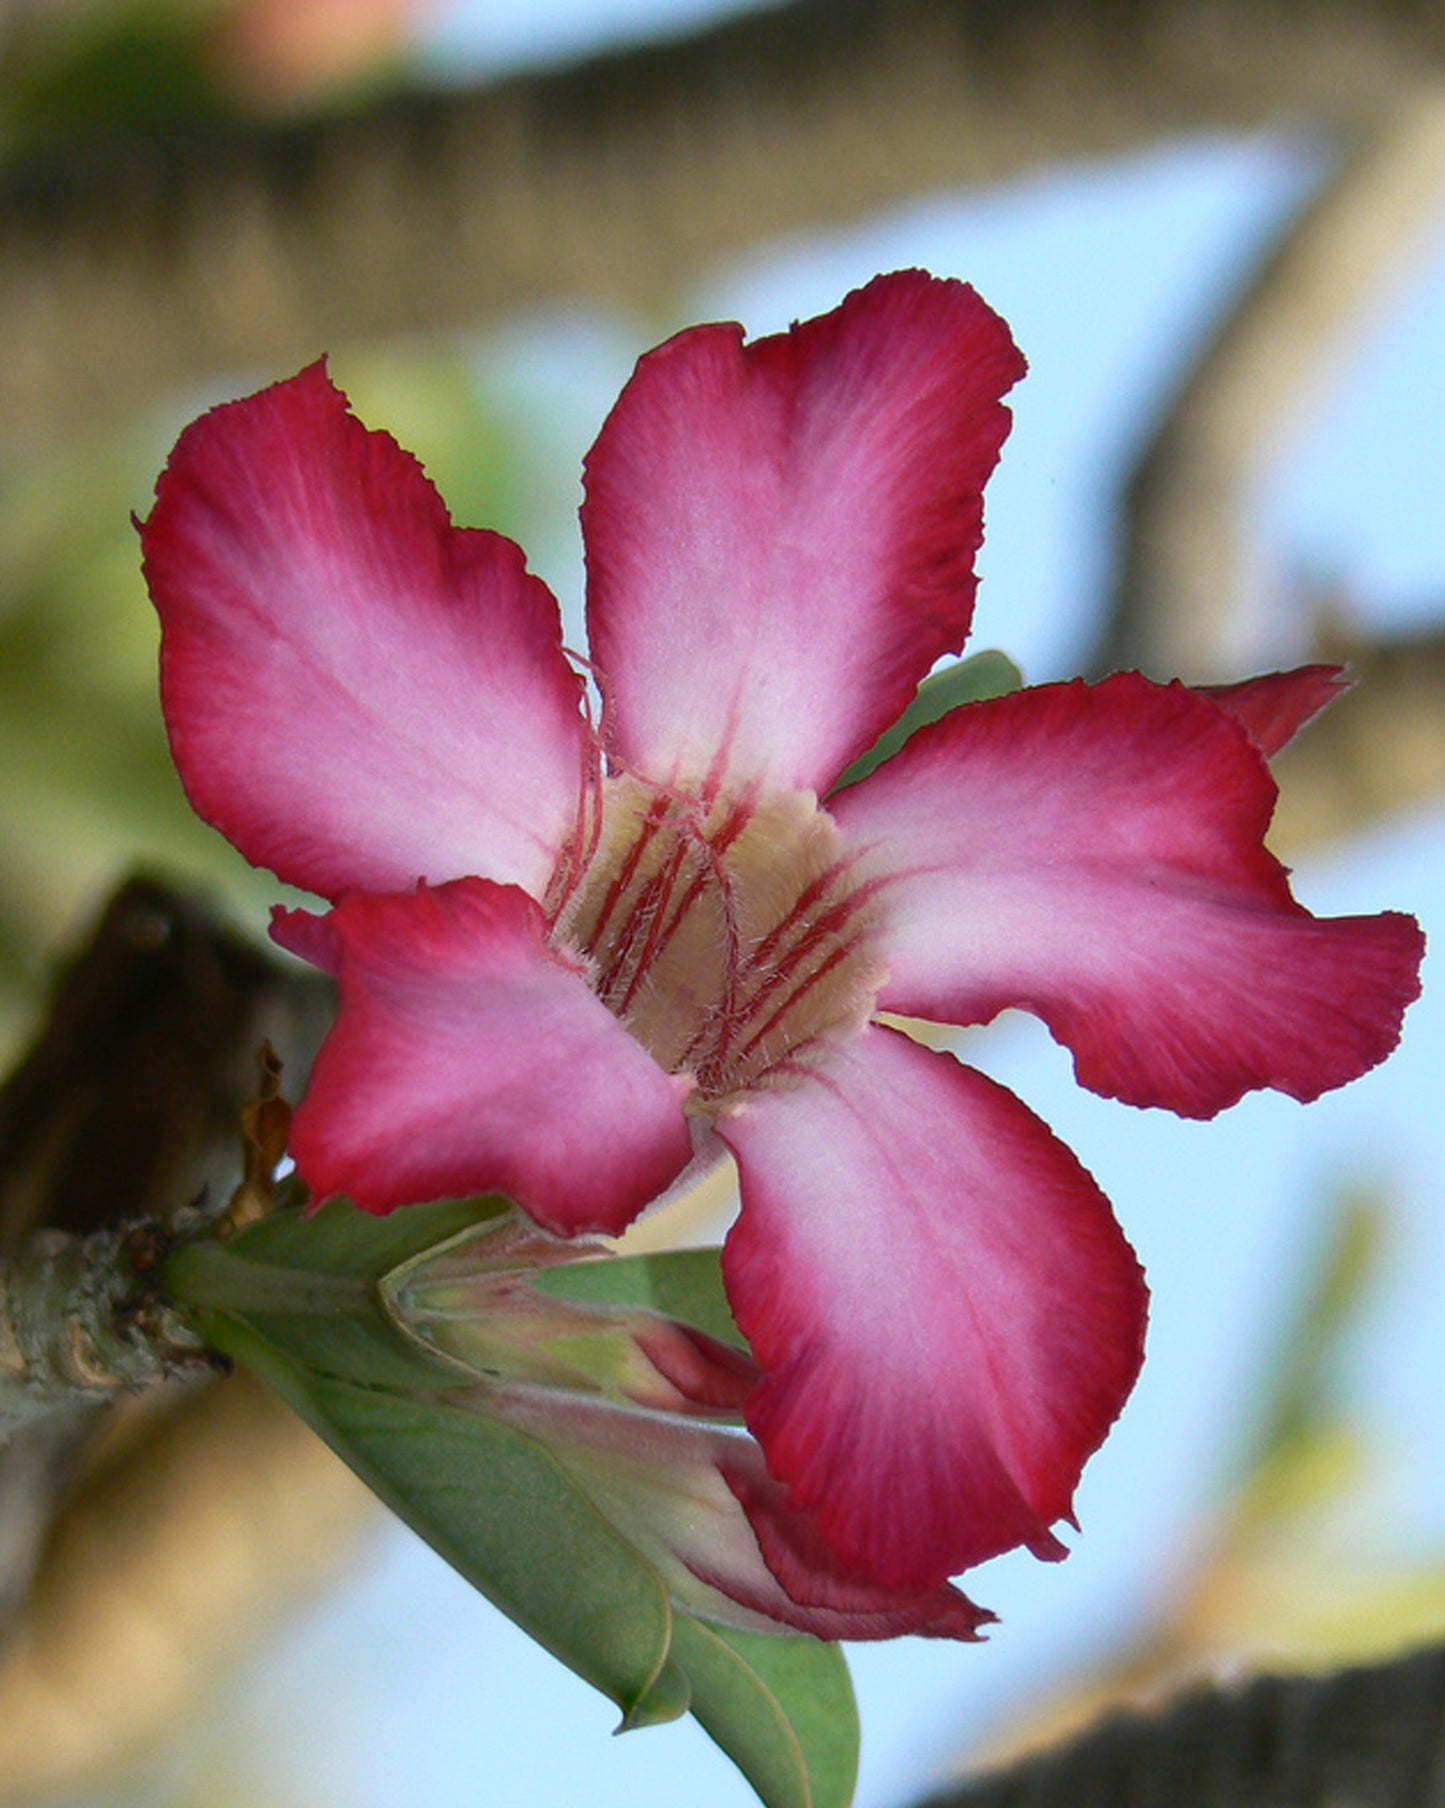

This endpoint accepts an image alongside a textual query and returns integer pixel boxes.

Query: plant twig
[1097,88,1445,680]
[0,874,378,1803]
[926,1640,1445,1807]
[0,1220,213,1448]
[0,872,338,1654]
[5,0,1445,441]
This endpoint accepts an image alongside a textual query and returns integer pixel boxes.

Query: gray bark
[1098,89,1445,680]
[0,1222,209,1447]
[6,0,1445,442]
[929,1640,1445,1807]
[0,876,332,1643]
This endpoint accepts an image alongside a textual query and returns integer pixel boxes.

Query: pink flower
[140,271,1423,1601]
[390,1209,990,1640]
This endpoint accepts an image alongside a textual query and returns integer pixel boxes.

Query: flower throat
[548,776,886,1110]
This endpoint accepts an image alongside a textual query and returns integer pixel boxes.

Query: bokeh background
[1,3,1444,1804]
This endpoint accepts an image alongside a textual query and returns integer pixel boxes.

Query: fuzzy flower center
[549,776,887,1111]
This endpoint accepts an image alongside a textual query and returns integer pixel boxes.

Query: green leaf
[532,1247,749,1353]
[197,1308,678,1721]
[165,1199,523,1389]
[669,1616,859,1808]
[236,1306,466,1393]
[829,649,1023,793]
[166,1204,864,1804]
[219,1194,511,1280]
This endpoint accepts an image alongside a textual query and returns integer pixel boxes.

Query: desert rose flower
[140,271,1423,1597]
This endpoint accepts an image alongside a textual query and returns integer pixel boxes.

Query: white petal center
[549,776,886,1109]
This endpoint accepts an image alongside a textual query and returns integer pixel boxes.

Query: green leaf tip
[669,1617,859,1808]
[618,1655,692,1731]
[831,648,1023,793]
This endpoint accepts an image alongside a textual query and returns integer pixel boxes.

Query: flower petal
[492,1386,991,1641]
[142,362,588,901]
[714,1451,994,1641]
[583,271,1025,797]
[1199,663,1348,758]
[716,1025,1147,1593]
[833,674,1424,1117]
[279,880,693,1228]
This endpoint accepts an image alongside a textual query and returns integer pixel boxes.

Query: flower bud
[386,1212,990,1642]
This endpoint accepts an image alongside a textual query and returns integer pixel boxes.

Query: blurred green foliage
[0,340,525,1061]
[0,2,225,154]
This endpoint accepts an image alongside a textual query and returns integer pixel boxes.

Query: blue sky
[110,6,1445,1806]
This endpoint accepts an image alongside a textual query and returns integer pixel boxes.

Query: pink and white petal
[583,272,1025,799]
[713,1451,994,1641]
[1199,663,1348,758]
[142,362,588,901]
[715,1025,1147,1593]
[496,1386,992,1641]
[283,879,694,1229]
[833,674,1424,1118]
[271,902,341,974]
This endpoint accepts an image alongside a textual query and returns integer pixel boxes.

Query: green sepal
[669,1616,860,1808]
[531,1246,749,1353]
[193,1305,677,1721]
[829,648,1023,793]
